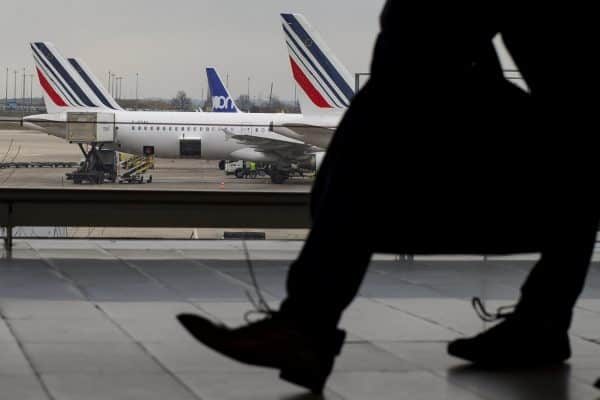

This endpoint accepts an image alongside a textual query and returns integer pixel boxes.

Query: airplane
[273,13,356,149]
[198,13,356,150]
[206,67,240,113]
[23,41,332,184]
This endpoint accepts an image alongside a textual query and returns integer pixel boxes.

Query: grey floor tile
[328,371,485,400]
[446,364,598,400]
[371,298,487,335]
[41,373,199,400]
[9,318,131,344]
[178,372,343,400]
[98,301,201,321]
[571,308,600,341]
[374,342,466,375]
[143,342,268,373]
[0,300,103,321]
[24,342,162,374]
[569,365,600,386]
[193,301,280,325]
[335,342,416,372]
[0,375,49,400]
[129,259,252,301]
[340,299,456,341]
[0,341,34,375]
[106,314,204,344]
[0,320,15,343]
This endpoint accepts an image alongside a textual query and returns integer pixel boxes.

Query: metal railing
[1,188,311,255]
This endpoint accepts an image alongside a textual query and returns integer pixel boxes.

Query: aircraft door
[180,139,202,158]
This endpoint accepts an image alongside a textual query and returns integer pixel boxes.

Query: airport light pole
[247,76,251,113]
[135,73,139,110]
[29,74,34,111]
[22,68,26,106]
[4,68,8,109]
[13,70,17,106]
[112,74,117,98]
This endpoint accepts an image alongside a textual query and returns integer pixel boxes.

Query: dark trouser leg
[280,84,377,330]
[516,212,599,331]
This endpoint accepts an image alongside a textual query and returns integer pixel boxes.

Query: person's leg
[448,208,599,364]
[279,82,380,331]
[446,13,600,364]
[517,211,599,330]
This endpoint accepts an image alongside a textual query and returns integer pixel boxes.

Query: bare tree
[171,91,193,111]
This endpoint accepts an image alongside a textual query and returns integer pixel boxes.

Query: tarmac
[2,239,600,399]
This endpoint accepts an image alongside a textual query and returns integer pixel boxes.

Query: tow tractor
[66,145,117,184]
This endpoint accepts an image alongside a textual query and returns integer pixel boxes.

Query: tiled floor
[1,240,600,399]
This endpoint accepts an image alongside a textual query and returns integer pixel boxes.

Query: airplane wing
[273,123,335,150]
[225,129,320,161]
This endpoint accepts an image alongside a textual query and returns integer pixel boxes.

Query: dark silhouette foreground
[178,2,599,393]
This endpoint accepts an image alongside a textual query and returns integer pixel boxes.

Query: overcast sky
[0,0,386,101]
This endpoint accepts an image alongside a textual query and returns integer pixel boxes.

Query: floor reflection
[447,364,581,400]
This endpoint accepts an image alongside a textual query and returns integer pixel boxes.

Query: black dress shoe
[177,313,346,394]
[447,315,571,366]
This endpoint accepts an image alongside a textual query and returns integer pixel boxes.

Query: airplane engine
[297,152,326,172]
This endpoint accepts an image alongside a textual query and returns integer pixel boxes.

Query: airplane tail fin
[281,13,355,117]
[30,42,121,114]
[68,58,123,111]
[206,67,240,113]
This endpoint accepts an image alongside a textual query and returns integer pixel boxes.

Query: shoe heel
[280,367,328,394]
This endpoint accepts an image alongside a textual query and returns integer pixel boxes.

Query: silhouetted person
[178,2,599,393]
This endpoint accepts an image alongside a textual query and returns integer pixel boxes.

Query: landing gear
[266,165,290,184]
[270,172,288,184]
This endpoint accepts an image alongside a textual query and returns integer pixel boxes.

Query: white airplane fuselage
[24,110,338,162]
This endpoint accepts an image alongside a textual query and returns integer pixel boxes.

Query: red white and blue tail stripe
[281,13,354,116]
[31,42,122,114]
[68,58,122,110]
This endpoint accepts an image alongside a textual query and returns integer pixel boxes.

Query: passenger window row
[128,126,269,133]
